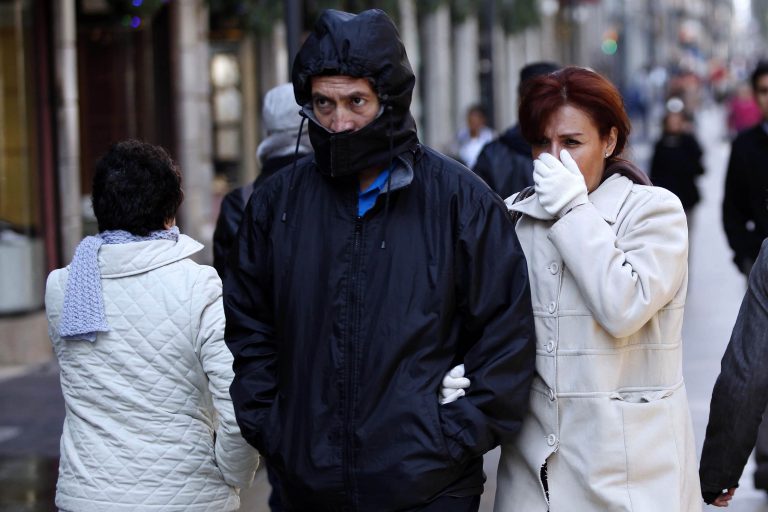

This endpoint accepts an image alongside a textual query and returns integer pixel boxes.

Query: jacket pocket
[609,388,673,403]
[424,393,455,464]
[261,394,284,464]
[611,389,682,508]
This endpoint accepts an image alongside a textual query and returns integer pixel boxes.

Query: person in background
[722,59,768,497]
[223,9,536,511]
[723,61,768,279]
[444,67,701,511]
[454,104,494,168]
[472,61,559,198]
[45,140,258,512]
[727,82,762,138]
[213,82,312,278]
[700,239,768,506]
[649,107,705,233]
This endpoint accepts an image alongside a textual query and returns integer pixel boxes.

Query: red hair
[518,67,631,163]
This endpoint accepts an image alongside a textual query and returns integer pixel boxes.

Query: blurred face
[754,74,768,121]
[664,112,686,134]
[531,104,618,192]
[467,110,486,135]
[311,76,380,133]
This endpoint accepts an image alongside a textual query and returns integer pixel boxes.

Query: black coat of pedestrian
[471,125,533,199]
[723,124,768,272]
[213,153,298,278]
[649,132,704,211]
[223,9,536,511]
[700,239,768,503]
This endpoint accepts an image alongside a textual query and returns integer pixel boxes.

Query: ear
[604,126,618,157]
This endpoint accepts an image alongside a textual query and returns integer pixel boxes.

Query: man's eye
[314,98,329,108]
[352,97,366,106]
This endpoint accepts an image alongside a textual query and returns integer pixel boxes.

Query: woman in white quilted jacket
[45,140,258,512]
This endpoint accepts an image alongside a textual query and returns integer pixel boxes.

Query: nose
[548,142,562,157]
[331,108,355,133]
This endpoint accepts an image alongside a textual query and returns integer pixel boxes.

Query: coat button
[548,388,556,401]
[549,262,560,274]
[548,302,556,314]
[547,434,557,446]
[546,339,555,352]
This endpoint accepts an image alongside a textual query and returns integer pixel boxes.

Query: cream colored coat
[496,175,701,512]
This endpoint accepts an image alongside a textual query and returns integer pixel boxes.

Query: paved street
[1,104,766,511]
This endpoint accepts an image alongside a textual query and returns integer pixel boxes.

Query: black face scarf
[305,104,418,178]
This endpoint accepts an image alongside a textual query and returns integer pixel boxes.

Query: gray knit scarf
[58,227,180,342]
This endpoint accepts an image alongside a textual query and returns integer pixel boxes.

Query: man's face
[311,76,380,133]
[754,74,768,121]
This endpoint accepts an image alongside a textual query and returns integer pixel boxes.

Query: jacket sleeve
[439,191,537,462]
[699,240,768,503]
[472,145,496,191]
[723,141,762,269]
[193,266,259,488]
[548,188,687,338]
[213,190,245,279]
[222,191,277,453]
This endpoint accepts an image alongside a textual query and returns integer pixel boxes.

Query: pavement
[1,103,767,511]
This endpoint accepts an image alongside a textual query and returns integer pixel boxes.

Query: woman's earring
[605,152,610,158]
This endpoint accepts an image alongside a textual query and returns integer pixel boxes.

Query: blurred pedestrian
[45,140,258,512]
[700,239,768,506]
[214,82,308,512]
[723,61,768,278]
[443,67,701,511]
[223,9,535,511]
[650,109,705,232]
[213,82,311,279]
[472,61,559,198]
[454,104,493,168]
[722,59,768,495]
[727,82,761,137]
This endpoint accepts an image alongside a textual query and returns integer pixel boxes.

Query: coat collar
[97,234,204,278]
[506,174,634,224]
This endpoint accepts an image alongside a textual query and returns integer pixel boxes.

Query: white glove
[439,364,471,405]
[533,150,589,218]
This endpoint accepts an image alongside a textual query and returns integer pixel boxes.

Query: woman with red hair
[443,67,701,510]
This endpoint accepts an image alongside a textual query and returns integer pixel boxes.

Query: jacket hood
[98,234,203,278]
[291,9,418,177]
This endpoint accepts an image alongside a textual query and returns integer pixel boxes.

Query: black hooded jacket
[472,125,535,199]
[224,10,535,511]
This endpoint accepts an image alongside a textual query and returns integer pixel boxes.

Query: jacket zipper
[344,216,364,510]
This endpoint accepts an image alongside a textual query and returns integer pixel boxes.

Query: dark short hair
[467,104,486,118]
[519,67,631,161]
[518,61,560,97]
[92,140,183,236]
[752,61,768,91]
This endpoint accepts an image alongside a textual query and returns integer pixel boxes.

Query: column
[173,0,214,262]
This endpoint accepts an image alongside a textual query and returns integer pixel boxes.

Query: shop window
[0,0,45,313]
[210,49,243,182]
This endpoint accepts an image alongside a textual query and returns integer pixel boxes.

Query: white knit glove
[439,364,470,405]
[533,150,589,218]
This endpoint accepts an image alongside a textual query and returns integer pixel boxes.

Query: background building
[0,0,747,366]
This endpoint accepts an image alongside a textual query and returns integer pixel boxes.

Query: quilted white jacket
[45,235,258,512]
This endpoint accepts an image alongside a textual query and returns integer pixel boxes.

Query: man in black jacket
[700,240,768,506]
[722,61,768,493]
[472,61,559,199]
[723,61,768,277]
[223,9,535,512]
